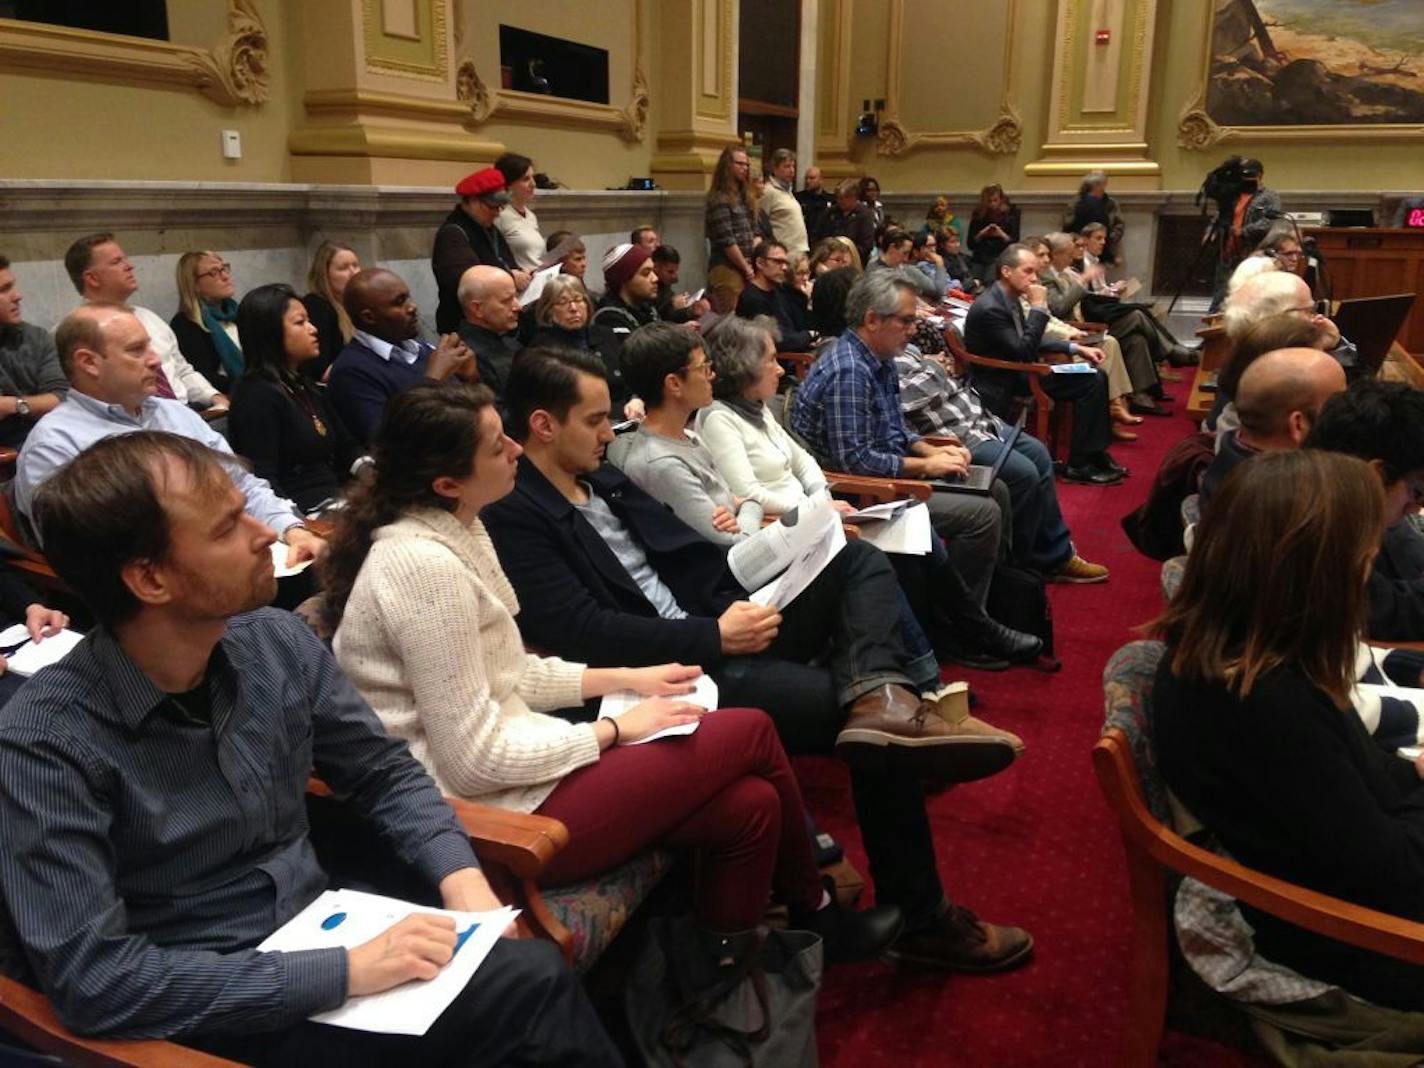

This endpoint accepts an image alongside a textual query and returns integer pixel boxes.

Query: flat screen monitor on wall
[499,25,609,105]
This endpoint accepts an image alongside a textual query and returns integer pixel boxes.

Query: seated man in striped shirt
[0,431,619,1066]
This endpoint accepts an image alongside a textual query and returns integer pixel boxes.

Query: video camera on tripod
[1195,155,1263,223]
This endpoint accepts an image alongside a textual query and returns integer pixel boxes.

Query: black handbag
[626,917,821,1067]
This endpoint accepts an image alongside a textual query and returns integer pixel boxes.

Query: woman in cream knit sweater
[322,381,900,955]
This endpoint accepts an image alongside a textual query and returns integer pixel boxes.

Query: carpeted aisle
[801,384,1268,1067]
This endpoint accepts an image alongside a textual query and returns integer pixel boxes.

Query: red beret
[455,167,509,203]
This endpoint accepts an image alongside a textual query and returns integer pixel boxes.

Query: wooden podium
[1306,228,1424,355]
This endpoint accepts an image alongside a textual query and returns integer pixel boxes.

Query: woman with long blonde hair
[302,241,361,379]
[169,249,243,390]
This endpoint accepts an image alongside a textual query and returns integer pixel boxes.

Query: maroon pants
[534,707,821,932]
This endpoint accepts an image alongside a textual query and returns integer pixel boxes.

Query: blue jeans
[971,430,1073,572]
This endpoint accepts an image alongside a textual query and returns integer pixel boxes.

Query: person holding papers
[613,319,1038,671]
[688,315,1042,666]
[0,568,69,702]
[482,345,1036,975]
[324,381,902,965]
[0,430,619,1065]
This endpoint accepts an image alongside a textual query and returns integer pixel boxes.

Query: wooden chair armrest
[1196,321,1224,338]
[199,406,229,423]
[302,518,334,539]
[0,974,243,1067]
[1370,641,1424,653]
[826,473,932,502]
[0,447,17,467]
[958,351,1056,376]
[1094,729,1424,966]
[441,795,569,881]
[778,352,816,380]
[921,435,960,449]
[306,777,567,882]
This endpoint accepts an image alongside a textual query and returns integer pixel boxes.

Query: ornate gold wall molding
[363,0,449,81]
[454,0,649,142]
[875,0,1022,157]
[0,0,269,106]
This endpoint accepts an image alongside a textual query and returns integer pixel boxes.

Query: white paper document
[598,673,720,744]
[270,540,314,579]
[1050,362,1096,374]
[6,628,85,678]
[258,889,518,1036]
[728,494,839,594]
[747,499,847,610]
[518,263,564,307]
[853,501,933,556]
[840,499,912,523]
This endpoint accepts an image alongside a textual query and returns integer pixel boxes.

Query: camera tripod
[1165,212,1230,317]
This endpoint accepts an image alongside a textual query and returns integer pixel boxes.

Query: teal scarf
[200,298,244,379]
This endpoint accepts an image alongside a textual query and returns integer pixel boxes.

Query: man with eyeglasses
[735,240,817,351]
[964,244,1123,486]
[790,271,1010,609]
[63,232,227,414]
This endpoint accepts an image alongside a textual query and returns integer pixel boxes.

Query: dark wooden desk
[1306,228,1424,355]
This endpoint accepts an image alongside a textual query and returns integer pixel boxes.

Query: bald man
[327,268,474,444]
[1199,346,1347,511]
[456,265,521,398]
[15,304,324,565]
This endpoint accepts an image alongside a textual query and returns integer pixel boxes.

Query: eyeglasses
[684,360,715,379]
[196,263,232,280]
[551,296,585,309]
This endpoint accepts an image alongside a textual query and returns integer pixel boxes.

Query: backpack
[987,563,1061,672]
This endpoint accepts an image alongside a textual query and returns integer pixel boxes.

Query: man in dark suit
[481,345,1035,975]
[963,244,1124,485]
[327,269,474,444]
[431,168,531,333]
[796,166,835,244]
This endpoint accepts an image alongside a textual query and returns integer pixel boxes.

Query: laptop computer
[929,412,1025,496]
[1330,293,1416,376]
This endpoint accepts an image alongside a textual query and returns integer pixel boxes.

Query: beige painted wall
[0,0,301,182]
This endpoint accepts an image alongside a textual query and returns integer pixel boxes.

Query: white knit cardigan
[333,507,600,812]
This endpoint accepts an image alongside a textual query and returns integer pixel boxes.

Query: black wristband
[602,716,621,747]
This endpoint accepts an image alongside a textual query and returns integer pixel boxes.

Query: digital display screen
[1409,208,1424,228]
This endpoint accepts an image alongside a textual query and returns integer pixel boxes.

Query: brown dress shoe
[883,904,1034,973]
[1111,424,1138,442]
[835,684,1017,782]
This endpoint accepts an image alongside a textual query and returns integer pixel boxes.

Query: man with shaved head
[327,267,474,444]
[1198,345,1347,512]
[456,264,521,398]
[14,303,324,565]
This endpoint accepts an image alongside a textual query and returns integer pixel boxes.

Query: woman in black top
[1061,170,1125,266]
[966,184,1021,282]
[1152,449,1424,1011]
[527,274,594,351]
[229,284,358,514]
[301,241,362,380]
[170,250,243,392]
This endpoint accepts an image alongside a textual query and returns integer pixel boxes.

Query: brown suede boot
[883,903,1034,973]
[835,683,1017,782]
[925,682,1025,755]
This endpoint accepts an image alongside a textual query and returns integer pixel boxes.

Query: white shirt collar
[354,330,422,365]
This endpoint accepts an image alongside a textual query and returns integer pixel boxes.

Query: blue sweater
[327,339,432,445]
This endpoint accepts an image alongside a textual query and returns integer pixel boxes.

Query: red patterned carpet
[798,384,1270,1067]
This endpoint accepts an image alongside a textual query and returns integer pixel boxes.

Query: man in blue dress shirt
[0,430,620,1065]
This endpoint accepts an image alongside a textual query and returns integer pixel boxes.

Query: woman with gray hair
[697,315,1042,667]
[1061,169,1124,266]
[528,273,594,351]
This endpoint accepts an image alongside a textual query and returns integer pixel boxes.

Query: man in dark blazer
[327,269,474,444]
[963,244,1123,485]
[481,345,1035,975]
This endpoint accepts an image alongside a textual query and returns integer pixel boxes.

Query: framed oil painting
[1178,0,1424,146]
